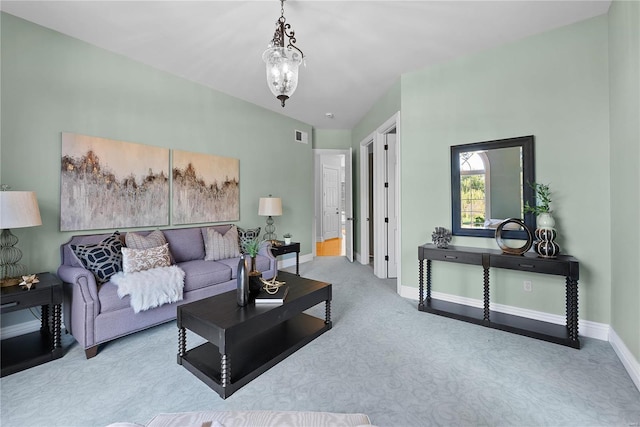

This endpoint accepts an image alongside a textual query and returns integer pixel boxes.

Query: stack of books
[254,284,289,304]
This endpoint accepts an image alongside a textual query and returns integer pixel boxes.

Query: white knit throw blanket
[110,265,185,313]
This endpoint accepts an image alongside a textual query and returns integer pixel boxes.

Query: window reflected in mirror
[451,136,535,239]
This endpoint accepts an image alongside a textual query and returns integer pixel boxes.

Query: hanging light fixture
[262,0,305,107]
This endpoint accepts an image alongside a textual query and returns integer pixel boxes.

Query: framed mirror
[451,135,535,239]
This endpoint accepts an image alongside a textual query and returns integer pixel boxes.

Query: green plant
[283,233,292,238]
[242,238,261,257]
[524,182,552,215]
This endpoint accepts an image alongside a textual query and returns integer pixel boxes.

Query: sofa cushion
[216,255,271,279]
[71,231,123,284]
[122,244,171,274]
[163,228,205,263]
[178,260,232,292]
[98,281,130,313]
[204,226,240,261]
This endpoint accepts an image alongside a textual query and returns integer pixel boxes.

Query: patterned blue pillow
[71,232,123,284]
[237,226,261,254]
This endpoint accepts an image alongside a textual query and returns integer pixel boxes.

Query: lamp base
[0,277,21,287]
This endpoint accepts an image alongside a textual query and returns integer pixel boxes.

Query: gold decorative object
[259,275,286,295]
[19,274,39,290]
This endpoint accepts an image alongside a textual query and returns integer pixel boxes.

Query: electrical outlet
[523,280,532,292]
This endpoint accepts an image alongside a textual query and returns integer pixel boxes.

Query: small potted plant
[524,182,554,229]
[242,238,262,292]
[242,238,261,273]
[283,233,292,245]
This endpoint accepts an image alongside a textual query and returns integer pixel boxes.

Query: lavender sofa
[58,225,276,359]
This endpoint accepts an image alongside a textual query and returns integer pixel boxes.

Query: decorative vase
[284,237,291,245]
[248,256,262,294]
[236,255,249,306]
[534,213,560,258]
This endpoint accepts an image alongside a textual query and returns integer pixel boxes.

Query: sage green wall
[401,15,610,323]
[609,0,640,361]
[313,129,352,150]
[351,80,401,255]
[0,13,313,321]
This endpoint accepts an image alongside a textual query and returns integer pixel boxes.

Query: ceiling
[1,1,611,129]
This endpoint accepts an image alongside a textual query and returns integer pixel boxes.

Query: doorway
[313,149,353,260]
[359,112,401,287]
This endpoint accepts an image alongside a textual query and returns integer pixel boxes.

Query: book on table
[254,284,289,304]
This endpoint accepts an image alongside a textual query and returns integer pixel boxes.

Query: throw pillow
[237,226,261,254]
[125,229,167,250]
[204,226,240,261]
[121,243,171,274]
[71,231,123,284]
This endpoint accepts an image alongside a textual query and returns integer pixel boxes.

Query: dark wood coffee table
[177,271,332,399]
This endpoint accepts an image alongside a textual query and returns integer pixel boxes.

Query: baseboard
[609,327,640,392]
[277,253,313,270]
[400,285,609,341]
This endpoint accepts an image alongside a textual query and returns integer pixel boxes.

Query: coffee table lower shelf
[179,313,330,398]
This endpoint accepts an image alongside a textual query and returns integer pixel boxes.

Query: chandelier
[262,0,305,107]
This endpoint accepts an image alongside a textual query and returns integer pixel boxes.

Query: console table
[1,272,64,376]
[418,244,580,348]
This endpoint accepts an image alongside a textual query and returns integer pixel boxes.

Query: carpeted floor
[1,257,639,427]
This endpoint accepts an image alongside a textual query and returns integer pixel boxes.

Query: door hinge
[385,217,389,223]
[384,182,388,188]
[385,255,389,261]
[384,144,388,150]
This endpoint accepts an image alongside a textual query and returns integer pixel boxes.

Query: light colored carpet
[1,257,639,427]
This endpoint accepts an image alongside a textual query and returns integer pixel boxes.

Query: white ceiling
[1,0,611,129]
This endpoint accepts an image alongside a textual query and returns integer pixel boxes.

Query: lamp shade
[0,191,42,229]
[258,197,282,217]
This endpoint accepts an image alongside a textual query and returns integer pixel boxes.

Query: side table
[1,272,63,377]
[270,242,300,275]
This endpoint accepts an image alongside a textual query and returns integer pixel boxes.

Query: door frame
[313,148,353,261]
[359,112,402,290]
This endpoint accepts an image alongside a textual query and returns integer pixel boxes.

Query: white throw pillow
[122,243,171,274]
[204,226,240,261]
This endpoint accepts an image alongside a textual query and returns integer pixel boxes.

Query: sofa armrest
[57,265,99,302]
[258,241,277,279]
[57,265,100,349]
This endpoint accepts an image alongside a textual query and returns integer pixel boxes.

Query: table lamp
[0,190,42,287]
[258,195,282,244]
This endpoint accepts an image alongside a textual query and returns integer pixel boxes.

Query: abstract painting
[172,150,239,224]
[61,132,170,231]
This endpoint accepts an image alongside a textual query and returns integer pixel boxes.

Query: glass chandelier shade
[262,46,302,108]
[263,0,304,108]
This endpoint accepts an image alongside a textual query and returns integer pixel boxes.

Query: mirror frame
[451,135,535,239]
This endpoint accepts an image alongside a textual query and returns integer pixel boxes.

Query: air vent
[295,130,308,144]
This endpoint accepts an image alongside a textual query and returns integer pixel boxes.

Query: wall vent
[295,130,308,144]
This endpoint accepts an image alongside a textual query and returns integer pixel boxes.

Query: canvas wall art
[172,150,239,224]
[61,132,170,231]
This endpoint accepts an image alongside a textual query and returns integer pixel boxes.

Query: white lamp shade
[258,197,282,216]
[0,191,42,229]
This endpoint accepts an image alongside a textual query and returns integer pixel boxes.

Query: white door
[386,133,398,278]
[322,164,340,240]
[345,149,354,262]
